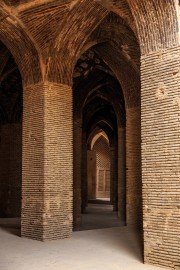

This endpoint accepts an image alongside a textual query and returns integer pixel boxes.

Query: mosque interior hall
[0,1,179,270]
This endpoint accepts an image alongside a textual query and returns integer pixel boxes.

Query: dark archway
[73,47,126,230]
[0,41,22,235]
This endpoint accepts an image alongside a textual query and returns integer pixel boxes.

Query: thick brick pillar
[22,82,73,241]
[118,127,126,223]
[141,47,180,269]
[73,120,82,227]
[126,106,142,226]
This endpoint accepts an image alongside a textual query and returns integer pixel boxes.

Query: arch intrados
[81,74,125,118]
[87,123,113,150]
[79,41,140,109]
[86,118,115,147]
[95,0,179,53]
[0,40,23,82]
[91,131,109,150]
[84,104,117,133]
[83,87,125,130]
[94,0,137,37]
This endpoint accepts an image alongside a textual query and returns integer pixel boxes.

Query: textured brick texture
[0,123,22,217]
[118,127,126,222]
[22,82,73,241]
[73,120,82,227]
[141,47,180,270]
[0,1,179,269]
[94,136,110,168]
[110,145,118,210]
[126,106,142,226]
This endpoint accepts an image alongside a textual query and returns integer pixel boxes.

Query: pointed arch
[47,0,109,85]
[0,6,42,86]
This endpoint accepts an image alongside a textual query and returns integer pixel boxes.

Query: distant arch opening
[87,132,111,202]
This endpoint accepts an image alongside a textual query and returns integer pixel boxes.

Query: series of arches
[0,1,179,269]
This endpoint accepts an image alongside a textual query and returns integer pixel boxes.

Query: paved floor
[0,204,165,270]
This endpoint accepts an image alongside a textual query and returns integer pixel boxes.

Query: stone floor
[0,204,165,270]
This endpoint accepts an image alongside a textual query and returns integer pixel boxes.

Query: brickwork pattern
[118,127,126,221]
[141,47,180,269]
[22,82,73,241]
[126,106,142,226]
[0,1,179,269]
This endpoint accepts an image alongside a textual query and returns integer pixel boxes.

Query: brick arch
[96,0,179,54]
[89,130,109,150]
[83,90,125,129]
[88,13,140,72]
[87,131,111,201]
[0,6,42,86]
[93,43,140,108]
[47,0,109,85]
[94,0,137,36]
[128,0,179,54]
[85,118,118,206]
[81,16,140,108]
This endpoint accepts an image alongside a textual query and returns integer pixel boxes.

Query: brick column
[110,146,118,211]
[141,47,180,269]
[87,150,96,200]
[73,120,82,227]
[22,82,73,241]
[118,127,126,223]
[81,130,88,212]
[126,106,142,226]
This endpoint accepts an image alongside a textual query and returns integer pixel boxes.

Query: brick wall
[0,123,22,217]
[141,47,180,269]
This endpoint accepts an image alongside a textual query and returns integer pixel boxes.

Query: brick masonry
[0,1,179,269]
[126,106,142,226]
[141,46,180,269]
[118,127,126,222]
[22,82,73,241]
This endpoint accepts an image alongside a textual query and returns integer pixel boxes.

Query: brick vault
[0,1,179,269]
